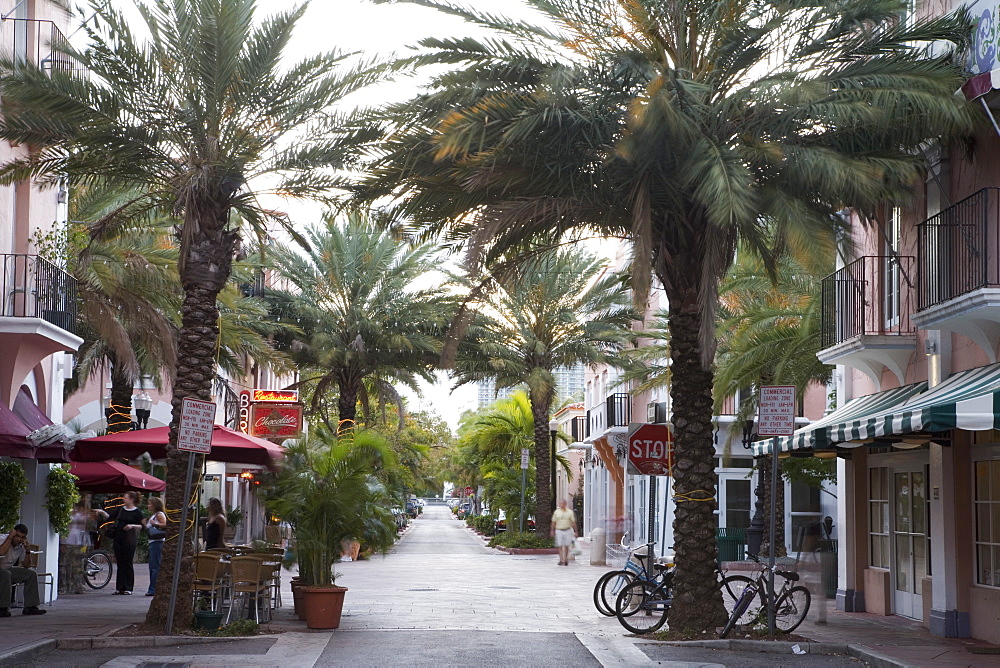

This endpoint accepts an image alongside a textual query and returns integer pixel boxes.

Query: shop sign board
[249,403,303,439]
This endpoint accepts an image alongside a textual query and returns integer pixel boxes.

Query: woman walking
[110,491,144,595]
[144,497,167,596]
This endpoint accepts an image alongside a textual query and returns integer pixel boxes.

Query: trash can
[820,539,838,599]
[716,527,747,562]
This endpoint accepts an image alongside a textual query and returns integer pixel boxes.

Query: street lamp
[134,391,153,430]
[549,419,559,513]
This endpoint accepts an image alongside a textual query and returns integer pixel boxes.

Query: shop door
[892,468,927,619]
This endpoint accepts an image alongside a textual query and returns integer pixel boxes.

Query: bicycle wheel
[594,570,635,616]
[615,580,669,634]
[720,574,763,626]
[774,585,811,633]
[85,550,113,589]
[719,582,761,638]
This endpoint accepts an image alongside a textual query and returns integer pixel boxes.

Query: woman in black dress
[203,497,227,549]
[110,491,144,595]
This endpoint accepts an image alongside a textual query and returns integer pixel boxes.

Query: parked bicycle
[83,548,113,590]
[593,537,664,616]
[719,553,810,637]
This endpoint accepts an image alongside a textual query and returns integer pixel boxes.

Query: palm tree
[0,0,385,629]
[452,249,635,535]
[359,0,978,631]
[270,209,456,428]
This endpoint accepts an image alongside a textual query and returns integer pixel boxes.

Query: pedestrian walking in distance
[550,499,577,566]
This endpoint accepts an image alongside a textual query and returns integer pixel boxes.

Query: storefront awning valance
[751,382,926,456]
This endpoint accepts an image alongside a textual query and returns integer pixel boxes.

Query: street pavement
[4,502,1000,667]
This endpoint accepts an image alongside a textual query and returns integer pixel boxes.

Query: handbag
[147,524,167,539]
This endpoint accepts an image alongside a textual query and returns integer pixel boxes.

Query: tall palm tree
[359,0,978,631]
[452,249,635,534]
[0,0,385,629]
[270,209,456,427]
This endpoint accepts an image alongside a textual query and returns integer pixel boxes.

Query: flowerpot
[302,586,347,630]
[290,580,307,620]
[193,610,224,631]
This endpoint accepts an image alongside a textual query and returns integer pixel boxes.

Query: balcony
[0,254,81,406]
[817,255,916,388]
[913,188,1000,362]
[570,415,588,442]
[1,17,87,77]
[606,393,631,428]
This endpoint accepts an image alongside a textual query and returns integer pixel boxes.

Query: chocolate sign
[249,403,303,438]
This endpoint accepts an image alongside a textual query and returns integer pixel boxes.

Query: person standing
[0,524,47,616]
[203,497,227,550]
[144,497,167,596]
[550,498,577,566]
[110,491,144,595]
[62,502,91,594]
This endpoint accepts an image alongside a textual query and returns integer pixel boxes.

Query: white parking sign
[177,397,216,453]
[757,386,796,436]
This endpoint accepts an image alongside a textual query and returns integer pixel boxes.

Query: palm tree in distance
[452,248,635,535]
[270,209,456,428]
[0,0,386,630]
[361,0,978,631]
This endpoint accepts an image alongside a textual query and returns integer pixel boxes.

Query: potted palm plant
[262,428,399,629]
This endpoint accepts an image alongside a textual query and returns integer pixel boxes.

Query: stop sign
[627,423,674,476]
[465,486,474,496]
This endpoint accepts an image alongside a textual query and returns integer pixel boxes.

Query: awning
[71,424,285,468]
[0,392,70,462]
[13,387,55,432]
[751,382,926,456]
[69,460,166,493]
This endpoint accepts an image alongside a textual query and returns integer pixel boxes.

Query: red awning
[69,460,166,493]
[0,395,69,462]
[963,69,1000,101]
[71,424,285,468]
[14,387,53,432]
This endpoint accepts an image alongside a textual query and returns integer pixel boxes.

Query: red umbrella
[69,460,166,493]
[71,424,285,468]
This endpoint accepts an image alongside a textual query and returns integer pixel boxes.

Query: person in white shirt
[0,523,47,616]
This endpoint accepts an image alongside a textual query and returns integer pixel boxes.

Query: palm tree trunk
[144,229,236,632]
[530,392,553,536]
[107,358,134,434]
[662,278,728,633]
[337,374,359,429]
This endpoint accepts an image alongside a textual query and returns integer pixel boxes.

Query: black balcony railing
[917,187,1000,311]
[215,376,240,430]
[570,416,587,441]
[1,254,77,334]
[606,393,631,428]
[820,255,915,348]
[2,17,87,77]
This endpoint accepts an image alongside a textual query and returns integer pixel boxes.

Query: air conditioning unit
[646,402,667,423]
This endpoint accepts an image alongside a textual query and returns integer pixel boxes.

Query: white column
[928,441,967,636]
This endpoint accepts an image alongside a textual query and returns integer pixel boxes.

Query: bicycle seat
[654,562,673,571]
[775,570,799,581]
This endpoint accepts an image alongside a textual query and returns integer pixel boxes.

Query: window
[725,479,751,530]
[883,208,902,328]
[870,467,891,569]
[974,460,1000,587]
[790,481,822,549]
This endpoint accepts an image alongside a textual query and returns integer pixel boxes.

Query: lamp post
[742,418,766,560]
[549,419,559,513]
[134,391,153,430]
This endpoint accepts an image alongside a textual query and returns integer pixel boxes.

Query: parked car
[494,510,534,533]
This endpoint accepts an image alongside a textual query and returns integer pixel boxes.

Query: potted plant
[262,428,398,630]
[193,596,224,631]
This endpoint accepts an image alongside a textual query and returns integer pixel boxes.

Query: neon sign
[252,389,299,403]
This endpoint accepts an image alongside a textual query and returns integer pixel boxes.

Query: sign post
[757,385,796,636]
[519,448,529,532]
[165,397,215,635]
[626,423,673,556]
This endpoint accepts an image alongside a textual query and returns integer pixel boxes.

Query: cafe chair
[191,552,226,612]
[225,556,271,624]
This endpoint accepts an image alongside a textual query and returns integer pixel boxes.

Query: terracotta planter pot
[290,580,307,620]
[302,586,347,630]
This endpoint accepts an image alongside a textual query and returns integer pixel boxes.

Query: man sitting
[0,524,47,616]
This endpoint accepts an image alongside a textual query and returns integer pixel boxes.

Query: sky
[99,0,563,433]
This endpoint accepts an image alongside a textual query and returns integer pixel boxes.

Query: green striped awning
[835,362,1000,442]
[751,382,926,456]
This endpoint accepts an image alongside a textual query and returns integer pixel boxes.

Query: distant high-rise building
[476,364,585,409]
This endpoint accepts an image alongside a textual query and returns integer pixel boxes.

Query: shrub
[488,531,554,549]
[466,514,495,534]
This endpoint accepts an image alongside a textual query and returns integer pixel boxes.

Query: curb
[0,639,56,668]
[0,634,271,666]
[651,639,908,667]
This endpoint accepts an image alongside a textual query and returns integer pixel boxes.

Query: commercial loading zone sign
[757,386,796,437]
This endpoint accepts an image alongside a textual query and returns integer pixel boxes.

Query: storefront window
[974,460,1000,587]
[870,467,890,569]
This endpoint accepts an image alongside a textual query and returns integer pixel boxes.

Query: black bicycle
[719,554,810,637]
[83,549,113,589]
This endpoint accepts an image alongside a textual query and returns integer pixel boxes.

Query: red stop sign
[465,486,474,496]
[628,423,674,476]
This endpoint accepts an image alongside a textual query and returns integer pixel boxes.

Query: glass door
[892,468,927,619]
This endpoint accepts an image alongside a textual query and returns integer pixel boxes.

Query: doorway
[891,467,927,619]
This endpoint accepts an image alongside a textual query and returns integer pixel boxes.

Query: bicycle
[613,560,754,634]
[719,554,811,637]
[83,548,113,590]
[593,538,665,616]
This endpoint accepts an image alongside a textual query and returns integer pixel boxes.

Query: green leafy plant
[0,462,29,532]
[45,467,80,535]
[212,619,259,636]
[488,532,554,550]
[225,505,243,528]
